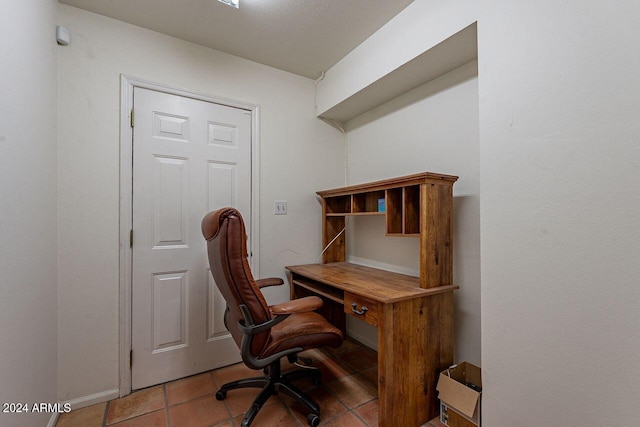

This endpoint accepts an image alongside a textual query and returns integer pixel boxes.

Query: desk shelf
[326,212,385,217]
[317,172,458,289]
[292,279,344,304]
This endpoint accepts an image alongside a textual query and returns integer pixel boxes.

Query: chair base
[216,360,321,427]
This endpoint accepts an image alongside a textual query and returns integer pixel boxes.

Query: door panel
[131,87,251,389]
[153,156,188,248]
[152,271,188,352]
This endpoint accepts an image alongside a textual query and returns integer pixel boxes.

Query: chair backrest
[201,208,271,357]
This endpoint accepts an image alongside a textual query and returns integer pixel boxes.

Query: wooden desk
[286,262,459,427]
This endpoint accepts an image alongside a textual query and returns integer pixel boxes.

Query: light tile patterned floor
[55,339,443,427]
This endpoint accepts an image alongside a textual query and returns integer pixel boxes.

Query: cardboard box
[437,362,482,427]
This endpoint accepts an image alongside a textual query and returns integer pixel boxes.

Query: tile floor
[55,339,444,427]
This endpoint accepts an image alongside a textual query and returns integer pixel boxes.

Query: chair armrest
[255,277,285,289]
[237,306,303,369]
[270,296,323,315]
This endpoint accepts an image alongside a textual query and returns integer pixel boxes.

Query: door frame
[118,75,260,397]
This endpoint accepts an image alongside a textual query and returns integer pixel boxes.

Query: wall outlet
[274,200,287,215]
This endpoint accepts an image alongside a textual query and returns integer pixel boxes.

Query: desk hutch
[286,172,459,426]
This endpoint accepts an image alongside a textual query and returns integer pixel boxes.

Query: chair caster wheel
[215,390,226,401]
[307,413,320,427]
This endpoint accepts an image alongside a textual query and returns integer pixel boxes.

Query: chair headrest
[201,207,240,241]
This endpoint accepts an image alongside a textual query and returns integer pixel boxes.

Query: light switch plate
[274,200,287,215]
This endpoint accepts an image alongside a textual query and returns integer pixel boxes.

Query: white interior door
[131,87,251,389]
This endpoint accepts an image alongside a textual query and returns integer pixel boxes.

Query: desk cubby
[352,190,385,213]
[325,195,351,215]
[385,184,421,236]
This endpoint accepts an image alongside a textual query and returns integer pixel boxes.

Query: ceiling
[58,0,413,79]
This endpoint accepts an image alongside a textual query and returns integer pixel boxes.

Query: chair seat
[261,311,343,358]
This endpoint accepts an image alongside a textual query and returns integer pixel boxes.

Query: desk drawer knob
[351,303,368,315]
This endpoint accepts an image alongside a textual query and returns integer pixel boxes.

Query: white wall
[316,0,477,116]
[56,4,345,403]
[343,61,480,364]
[478,1,640,425]
[0,1,58,426]
[320,0,640,425]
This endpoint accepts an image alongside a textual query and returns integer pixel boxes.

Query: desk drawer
[344,293,379,326]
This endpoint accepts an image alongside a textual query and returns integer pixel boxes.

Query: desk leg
[377,294,453,426]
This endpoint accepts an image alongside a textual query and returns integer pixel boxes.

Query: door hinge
[130,108,134,128]
[129,229,133,248]
[129,350,133,368]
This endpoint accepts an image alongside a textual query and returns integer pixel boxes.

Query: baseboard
[345,315,378,351]
[345,256,419,277]
[64,388,120,411]
[346,330,378,351]
[47,389,118,426]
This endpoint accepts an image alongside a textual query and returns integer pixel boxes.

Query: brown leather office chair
[202,207,343,427]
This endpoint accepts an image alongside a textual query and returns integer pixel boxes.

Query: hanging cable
[317,217,349,263]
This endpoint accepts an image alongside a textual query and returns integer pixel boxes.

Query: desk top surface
[286,262,457,303]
